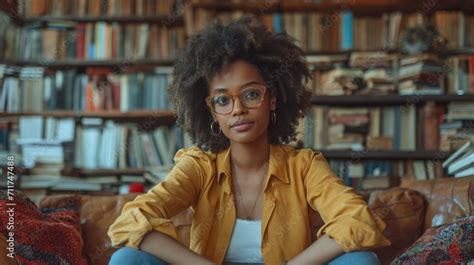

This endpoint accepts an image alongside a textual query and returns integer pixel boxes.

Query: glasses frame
[205,84,267,115]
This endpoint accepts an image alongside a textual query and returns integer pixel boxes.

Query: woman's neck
[230,136,270,173]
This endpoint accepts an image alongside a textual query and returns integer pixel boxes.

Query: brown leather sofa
[1,176,472,265]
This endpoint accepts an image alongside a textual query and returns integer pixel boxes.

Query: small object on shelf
[128,183,145,193]
[366,136,393,150]
[400,25,446,55]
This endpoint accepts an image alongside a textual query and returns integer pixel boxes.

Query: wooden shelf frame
[311,94,474,106]
[190,0,474,15]
[17,15,185,25]
[1,59,175,68]
[319,150,451,160]
[0,110,177,125]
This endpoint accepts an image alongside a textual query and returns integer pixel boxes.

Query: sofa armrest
[401,176,474,231]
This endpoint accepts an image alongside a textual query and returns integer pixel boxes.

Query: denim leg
[108,247,168,265]
[328,251,380,265]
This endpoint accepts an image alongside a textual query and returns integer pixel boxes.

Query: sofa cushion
[367,188,425,264]
[392,215,474,264]
[40,193,139,265]
[0,191,87,265]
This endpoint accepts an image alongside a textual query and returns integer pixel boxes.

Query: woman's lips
[231,122,254,132]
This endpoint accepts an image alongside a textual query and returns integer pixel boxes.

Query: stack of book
[315,52,397,96]
[439,120,474,152]
[439,102,474,151]
[398,54,445,95]
[16,116,75,168]
[350,52,397,95]
[442,141,474,178]
[325,108,369,150]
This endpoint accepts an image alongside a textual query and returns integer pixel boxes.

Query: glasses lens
[241,86,264,108]
[212,94,233,114]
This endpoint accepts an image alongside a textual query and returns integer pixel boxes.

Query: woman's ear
[211,114,217,122]
[270,91,277,111]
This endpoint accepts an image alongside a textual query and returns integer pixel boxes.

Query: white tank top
[224,218,264,263]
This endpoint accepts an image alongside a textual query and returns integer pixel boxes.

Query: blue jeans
[109,247,380,265]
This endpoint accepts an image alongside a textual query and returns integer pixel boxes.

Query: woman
[108,15,390,265]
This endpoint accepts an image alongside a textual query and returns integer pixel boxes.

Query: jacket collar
[216,144,290,184]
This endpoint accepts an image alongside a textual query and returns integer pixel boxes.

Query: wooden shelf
[191,0,280,13]
[191,0,472,15]
[281,0,465,15]
[15,15,184,26]
[305,48,474,56]
[63,168,146,176]
[311,94,474,106]
[319,150,451,160]
[1,59,175,68]
[0,110,177,125]
[3,49,474,69]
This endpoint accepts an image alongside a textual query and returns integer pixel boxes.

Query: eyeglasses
[206,84,267,115]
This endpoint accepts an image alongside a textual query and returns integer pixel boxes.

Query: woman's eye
[244,90,260,100]
[214,95,230,106]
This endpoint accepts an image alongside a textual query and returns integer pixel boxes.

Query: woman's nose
[232,97,247,115]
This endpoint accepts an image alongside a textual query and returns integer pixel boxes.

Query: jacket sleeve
[107,147,209,248]
[304,151,391,252]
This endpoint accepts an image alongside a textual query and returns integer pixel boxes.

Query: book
[447,151,474,175]
[455,167,474,178]
[361,176,400,190]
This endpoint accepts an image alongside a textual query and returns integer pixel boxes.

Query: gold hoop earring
[271,111,277,124]
[210,121,221,136]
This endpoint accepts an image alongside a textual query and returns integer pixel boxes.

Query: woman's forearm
[139,231,214,264]
[287,234,344,265]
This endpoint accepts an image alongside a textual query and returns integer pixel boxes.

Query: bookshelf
[184,0,474,189]
[190,0,474,15]
[0,0,188,196]
[1,0,474,195]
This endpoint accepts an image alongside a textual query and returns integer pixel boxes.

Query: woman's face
[208,60,276,145]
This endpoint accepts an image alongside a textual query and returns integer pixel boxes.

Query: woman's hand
[140,231,215,264]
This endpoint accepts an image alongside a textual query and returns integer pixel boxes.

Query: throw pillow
[0,191,87,265]
[391,215,474,265]
[368,188,426,263]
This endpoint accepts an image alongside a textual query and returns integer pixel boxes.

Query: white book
[19,116,44,140]
[153,127,173,165]
[74,125,83,167]
[442,141,471,168]
[82,127,100,169]
[118,126,128,168]
[413,161,427,181]
[56,118,75,141]
[455,167,474,178]
[5,77,20,112]
[0,76,9,111]
[99,121,118,169]
[120,75,129,112]
[448,152,474,175]
[45,117,57,140]
[21,144,64,168]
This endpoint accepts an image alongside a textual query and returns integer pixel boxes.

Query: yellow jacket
[108,144,390,264]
